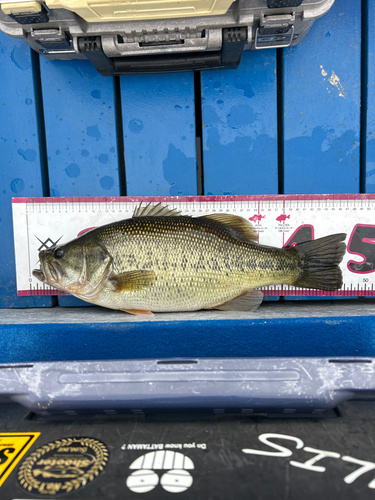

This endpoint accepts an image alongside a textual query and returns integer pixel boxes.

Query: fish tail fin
[291,233,346,290]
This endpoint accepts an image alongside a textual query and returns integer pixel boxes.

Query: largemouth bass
[33,203,346,315]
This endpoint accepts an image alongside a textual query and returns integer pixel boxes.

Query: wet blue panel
[40,59,120,198]
[201,50,278,195]
[283,0,361,194]
[366,0,375,192]
[1,315,375,363]
[40,58,120,306]
[0,33,54,308]
[120,73,197,196]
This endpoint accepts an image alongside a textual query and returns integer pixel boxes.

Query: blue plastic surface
[40,59,120,306]
[201,50,278,195]
[283,0,361,194]
[120,72,197,196]
[1,314,375,363]
[40,59,120,198]
[0,32,53,308]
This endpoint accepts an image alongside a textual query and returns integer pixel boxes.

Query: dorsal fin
[133,202,181,218]
[198,214,258,243]
[132,203,258,242]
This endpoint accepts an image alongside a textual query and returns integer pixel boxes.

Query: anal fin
[120,308,154,316]
[213,290,263,312]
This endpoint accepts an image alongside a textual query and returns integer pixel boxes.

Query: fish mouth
[37,253,63,286]
[46,260,63,283]
[32,268,46,282]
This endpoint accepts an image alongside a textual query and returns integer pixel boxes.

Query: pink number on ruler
[347,224,375,274]
[283,225,314,248]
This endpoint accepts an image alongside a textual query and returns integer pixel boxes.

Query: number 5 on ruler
[284,223,375,276]
[347,225,375,274]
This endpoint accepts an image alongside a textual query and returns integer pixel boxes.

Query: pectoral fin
[212,290,263,312]
[109,270,156,292]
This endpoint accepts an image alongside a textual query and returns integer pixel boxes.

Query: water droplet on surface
[98,154,109,164]
[91,89,101,99]
[99,176,114,190]
[10,178,25,193]
[18,149,37,162]
[128,119,144,134]
[86,124,101,139]
[65,163,80,178]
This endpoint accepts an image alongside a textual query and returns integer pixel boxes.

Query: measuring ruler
[12,194,375,297]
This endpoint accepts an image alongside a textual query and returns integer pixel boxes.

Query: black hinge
[36,32,73,52]
[78,27,248,76]
[267,0,303,7]
[258,25,292,35]
[221,26,248,67]
[222,26,248,44]
[78,36,115,75]
[9,3,49,24]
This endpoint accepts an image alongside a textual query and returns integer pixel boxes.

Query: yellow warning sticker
[0,433,40,487]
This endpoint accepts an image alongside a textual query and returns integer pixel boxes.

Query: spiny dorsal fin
[109,270,155,292]
[198,214,258,243]
[133,202,181,218]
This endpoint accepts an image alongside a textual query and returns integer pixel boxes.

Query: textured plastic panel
[39,58,120,306]
[120,72,197,196]
[282,0,361,194]
[0,32,53,308]
[201,50,278,195]
[0,357,374,414]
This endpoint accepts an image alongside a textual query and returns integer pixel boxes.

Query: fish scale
[94,217,261,312]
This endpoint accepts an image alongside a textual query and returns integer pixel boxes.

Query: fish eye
[53,247,64,259]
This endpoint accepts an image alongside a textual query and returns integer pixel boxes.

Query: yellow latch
[1,1,42,14]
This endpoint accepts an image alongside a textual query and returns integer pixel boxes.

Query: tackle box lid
[1,0,335,24]
[0,0,336,74]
